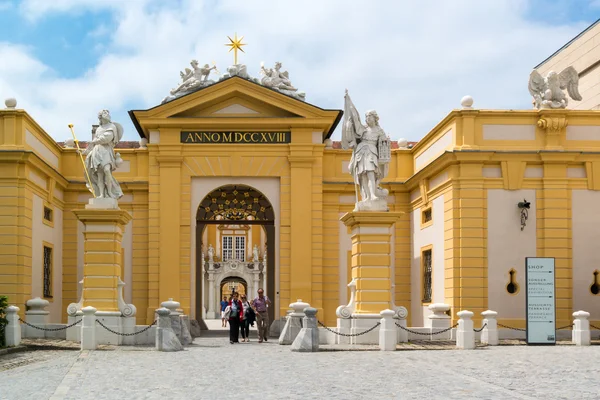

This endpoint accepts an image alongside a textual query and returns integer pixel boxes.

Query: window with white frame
[235,236,246,261]
[222,236,246,261]
[222,236,233,260]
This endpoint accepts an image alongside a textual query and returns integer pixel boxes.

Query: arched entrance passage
[196,184,275,327]
[220,277,247,299]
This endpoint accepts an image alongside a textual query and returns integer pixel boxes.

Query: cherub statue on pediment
[528,66,582,109]
[260,61,306,101]
[162,60,218,103]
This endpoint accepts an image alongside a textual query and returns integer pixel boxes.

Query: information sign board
[525,257,556,345]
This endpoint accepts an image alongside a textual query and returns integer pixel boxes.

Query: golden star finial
[225,32,246,65]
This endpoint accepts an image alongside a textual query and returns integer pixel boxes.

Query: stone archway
[195,184,275,327]
[220,277,247,299]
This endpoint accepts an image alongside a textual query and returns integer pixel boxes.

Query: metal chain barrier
[19,318,81,331]
[473,323,487,333]
[394,322,458,336]
[590,323,600,331]
[497,323,526,332]
[556,324,574,330]
[95,319,157,337]
[317,320,380,337]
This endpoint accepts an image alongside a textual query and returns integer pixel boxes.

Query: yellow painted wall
[1,80,600,329]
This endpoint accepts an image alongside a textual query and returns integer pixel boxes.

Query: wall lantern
[517,199,530,231]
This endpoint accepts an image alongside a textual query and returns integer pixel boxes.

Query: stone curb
[0,345,28,357]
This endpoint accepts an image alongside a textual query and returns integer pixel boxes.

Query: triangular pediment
[129,76,343,139]
[212,103,259,115]
[170,93,300,118]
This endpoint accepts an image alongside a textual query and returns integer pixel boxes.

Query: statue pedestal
[340,211,402,315]
[73,199,132,313]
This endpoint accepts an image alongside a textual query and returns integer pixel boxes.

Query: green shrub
[0,295,8,348]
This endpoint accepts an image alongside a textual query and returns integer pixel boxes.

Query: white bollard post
[290,307,319,352]
[155,307,183,352]
[480,310,498,346]
[80,306,97,350]
[279,299,309,345]
[5,306,21,347]
[379,309,396,351]
[572,310,591,346]
[456,310,475,350]
[24,297,50,339]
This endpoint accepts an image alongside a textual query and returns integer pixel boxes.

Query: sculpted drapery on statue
[82,110,124,199]
[342,90,391,211]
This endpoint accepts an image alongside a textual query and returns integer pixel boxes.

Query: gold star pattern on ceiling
[225,32,246,65]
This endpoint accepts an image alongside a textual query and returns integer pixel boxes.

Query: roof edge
[534,18,600,69]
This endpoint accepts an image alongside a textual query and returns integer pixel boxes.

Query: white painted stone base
[344,314,382,345]
[95,312,125,345]
[67,312,83,342]
[85,197,119,210]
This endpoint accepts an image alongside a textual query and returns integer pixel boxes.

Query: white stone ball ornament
[461,95,474,109]
[5,98,17,109]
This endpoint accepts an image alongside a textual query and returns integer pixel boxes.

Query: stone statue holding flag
[341,90,391,211]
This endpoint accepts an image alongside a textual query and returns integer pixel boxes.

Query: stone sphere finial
[461,95,474,109]
[324,139,333,149]
[397,138,408,148]
[139,138,148,149]
[5,98,17,109]
[64,138,75,148]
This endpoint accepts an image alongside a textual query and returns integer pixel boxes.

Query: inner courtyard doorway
[195,184,276,328]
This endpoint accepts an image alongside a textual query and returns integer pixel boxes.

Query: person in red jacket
[228,292,244,344]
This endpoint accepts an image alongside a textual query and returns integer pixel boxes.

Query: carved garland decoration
[197,185,274,222]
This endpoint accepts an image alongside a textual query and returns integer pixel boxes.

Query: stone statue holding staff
[81,109,124,199]
[341,90,391,211]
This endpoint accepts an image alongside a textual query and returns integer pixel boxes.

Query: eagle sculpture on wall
[528,66,582,109]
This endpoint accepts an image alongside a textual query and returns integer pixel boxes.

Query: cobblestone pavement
[1,338,599,400]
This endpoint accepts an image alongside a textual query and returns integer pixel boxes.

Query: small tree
[0,296,8,348]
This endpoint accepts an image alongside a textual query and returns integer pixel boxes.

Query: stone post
[155,307,183,352]
[427,303,451,328]
[161,298,192,345]
[379,309,396,351]
[24,297,50,339]
[427,303,451,339]
[340,212,403,315]
[73,201,132,312]
[456,310,475,350]
[291,307,319,352]
[5,306,21,347]
[480,310,498,346]
[572,310,591,346]
[80,306,97,351]
[279,299,309,345]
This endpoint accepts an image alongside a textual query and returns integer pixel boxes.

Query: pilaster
[341,211,402,314]
[156,154,183,309]
[536,161,571,327]
[288,143,315,306]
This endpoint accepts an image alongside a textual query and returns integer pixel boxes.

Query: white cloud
[1,0,592,142]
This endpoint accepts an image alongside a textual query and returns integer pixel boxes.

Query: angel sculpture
[341,90,391,211]
[260,61,297,91]
[82,110,124,199]
[170,60,217,96]
[528,66,582,109]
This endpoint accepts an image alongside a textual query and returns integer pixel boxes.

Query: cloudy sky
[0,0,597,142]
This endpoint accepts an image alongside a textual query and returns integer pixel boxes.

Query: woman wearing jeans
[228,292,243,344]
[240,295,254,342]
